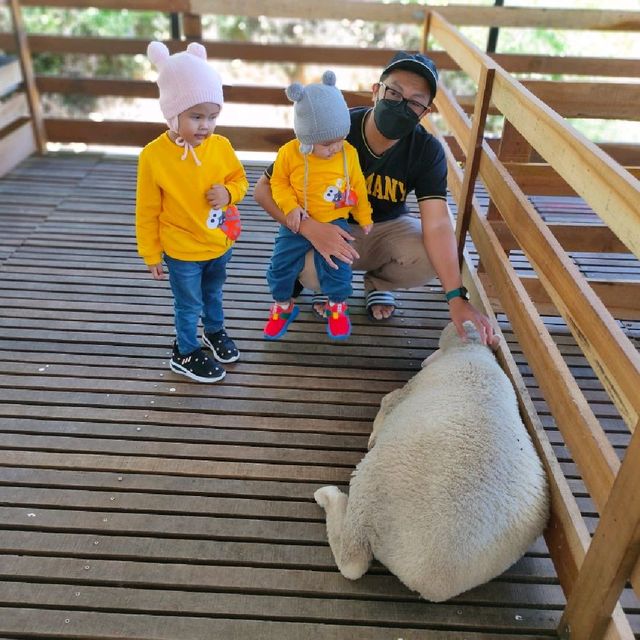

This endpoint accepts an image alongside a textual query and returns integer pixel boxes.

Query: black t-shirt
[265,107,448,224]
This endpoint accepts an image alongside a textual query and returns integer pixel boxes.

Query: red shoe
[264,302,299,340]
[326,301,351,340]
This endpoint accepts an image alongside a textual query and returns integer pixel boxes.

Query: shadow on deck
[0,152,638,639]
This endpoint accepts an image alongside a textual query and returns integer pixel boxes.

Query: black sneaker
[203,328,240,363]
[169,343,225,383]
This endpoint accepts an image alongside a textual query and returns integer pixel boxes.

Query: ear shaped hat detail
[286,69,350,154]
[146,40,224,124]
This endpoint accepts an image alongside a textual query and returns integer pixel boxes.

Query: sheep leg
[314,486,372,580]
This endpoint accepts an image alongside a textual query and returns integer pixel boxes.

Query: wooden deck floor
[0,152,638,639]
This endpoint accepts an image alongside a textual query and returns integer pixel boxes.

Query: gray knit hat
[286,70,350,154]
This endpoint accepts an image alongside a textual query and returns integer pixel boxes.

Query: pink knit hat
[147,41,224,126]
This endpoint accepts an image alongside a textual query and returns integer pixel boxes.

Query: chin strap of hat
[168,117,202,166]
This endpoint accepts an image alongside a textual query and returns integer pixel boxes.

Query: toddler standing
[136,41,248,382]
[264,71,372,341]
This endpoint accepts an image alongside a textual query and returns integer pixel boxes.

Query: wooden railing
[2,3,640,638]
[1,1,640,161]
[424,10,640,640]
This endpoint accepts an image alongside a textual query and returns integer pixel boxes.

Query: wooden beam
[483,274,640,321]
[0,91,28,131]
[181,12,202,40]
[0,119,36,177]
[522,81,640,121]
[8,0,46,153]
[492,53,640,78]
[559,422,640,640]
[489,220,631,255]
[456,64,496,262]
[505,162,640,197]
[44,118,292,151]
[479,144,640,431]
[11,0,640,30]
[34,76,372,108]
[489,59,640,262]
[0,58,21,99]
[2,33,638,79]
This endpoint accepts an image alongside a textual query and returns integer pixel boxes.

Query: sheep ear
[147,41,169,68]
[186,42,207,60]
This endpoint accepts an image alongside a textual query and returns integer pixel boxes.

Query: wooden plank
[456,64,496,261]
[522,80,640,121]
[8,0,46,152]
[489,220,631,255]
[0,119,36,178]
[505,163,640,197]
[429,11,484,84]
[560,422,640,639]
[0,607,557,640]
[10,0,640,31]
[44,118,292,151]
[490,71,640,262]
[516,275,640,321]
[0,581,562,633]
[2,33,637,79]
[35,76,371,109]
[479,144,640,431]
[0,57,21,98]
[492,53,640,78]
[0,91,28,131]
[0,553,565,605]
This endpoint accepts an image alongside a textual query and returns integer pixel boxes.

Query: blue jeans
[267,219,353,303]
[164,252,232,355]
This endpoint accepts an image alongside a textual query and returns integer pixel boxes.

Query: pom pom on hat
[285,82,305,103]
[286,69,350,154]
[321,70,336,86]
[147,40,224,124]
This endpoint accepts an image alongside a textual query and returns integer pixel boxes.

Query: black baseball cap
[381,51,439,101]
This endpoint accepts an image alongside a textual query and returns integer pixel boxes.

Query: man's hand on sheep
[449,297,495,346]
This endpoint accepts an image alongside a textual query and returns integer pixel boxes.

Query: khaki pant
[300,215,437,294]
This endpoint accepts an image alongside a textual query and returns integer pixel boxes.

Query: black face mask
[373,99,420,140]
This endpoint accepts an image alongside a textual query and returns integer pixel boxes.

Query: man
[254,51,494,344]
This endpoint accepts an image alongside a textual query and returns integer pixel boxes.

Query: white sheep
[314,321,549,602]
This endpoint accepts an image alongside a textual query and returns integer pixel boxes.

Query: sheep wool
[315,321,549,602]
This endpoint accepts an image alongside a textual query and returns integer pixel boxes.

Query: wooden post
[558,420,640,640]
[8,0,46,154]
[421,10,432,53]
[456,64,495,264]
[182,13,203,41]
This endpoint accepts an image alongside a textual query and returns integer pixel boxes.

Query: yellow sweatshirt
[271,139,372,227]
[135,132,248,266]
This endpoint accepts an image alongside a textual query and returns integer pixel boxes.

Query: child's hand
[206,184,230,209]
[148,263,165,280]
[285,206,306,233]
[361,223,373,235]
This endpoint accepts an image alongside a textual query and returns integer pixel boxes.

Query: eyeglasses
[379,82,431,118]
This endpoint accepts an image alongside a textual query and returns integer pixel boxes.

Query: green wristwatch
[445,286,470,302]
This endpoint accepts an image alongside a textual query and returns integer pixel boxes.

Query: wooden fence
[2,2,640,638]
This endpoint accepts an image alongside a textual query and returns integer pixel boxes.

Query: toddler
[136,41,248,382]
[264,71,372,341]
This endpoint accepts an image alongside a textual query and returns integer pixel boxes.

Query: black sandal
[366,290,396,321]
[311,293,328,319]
